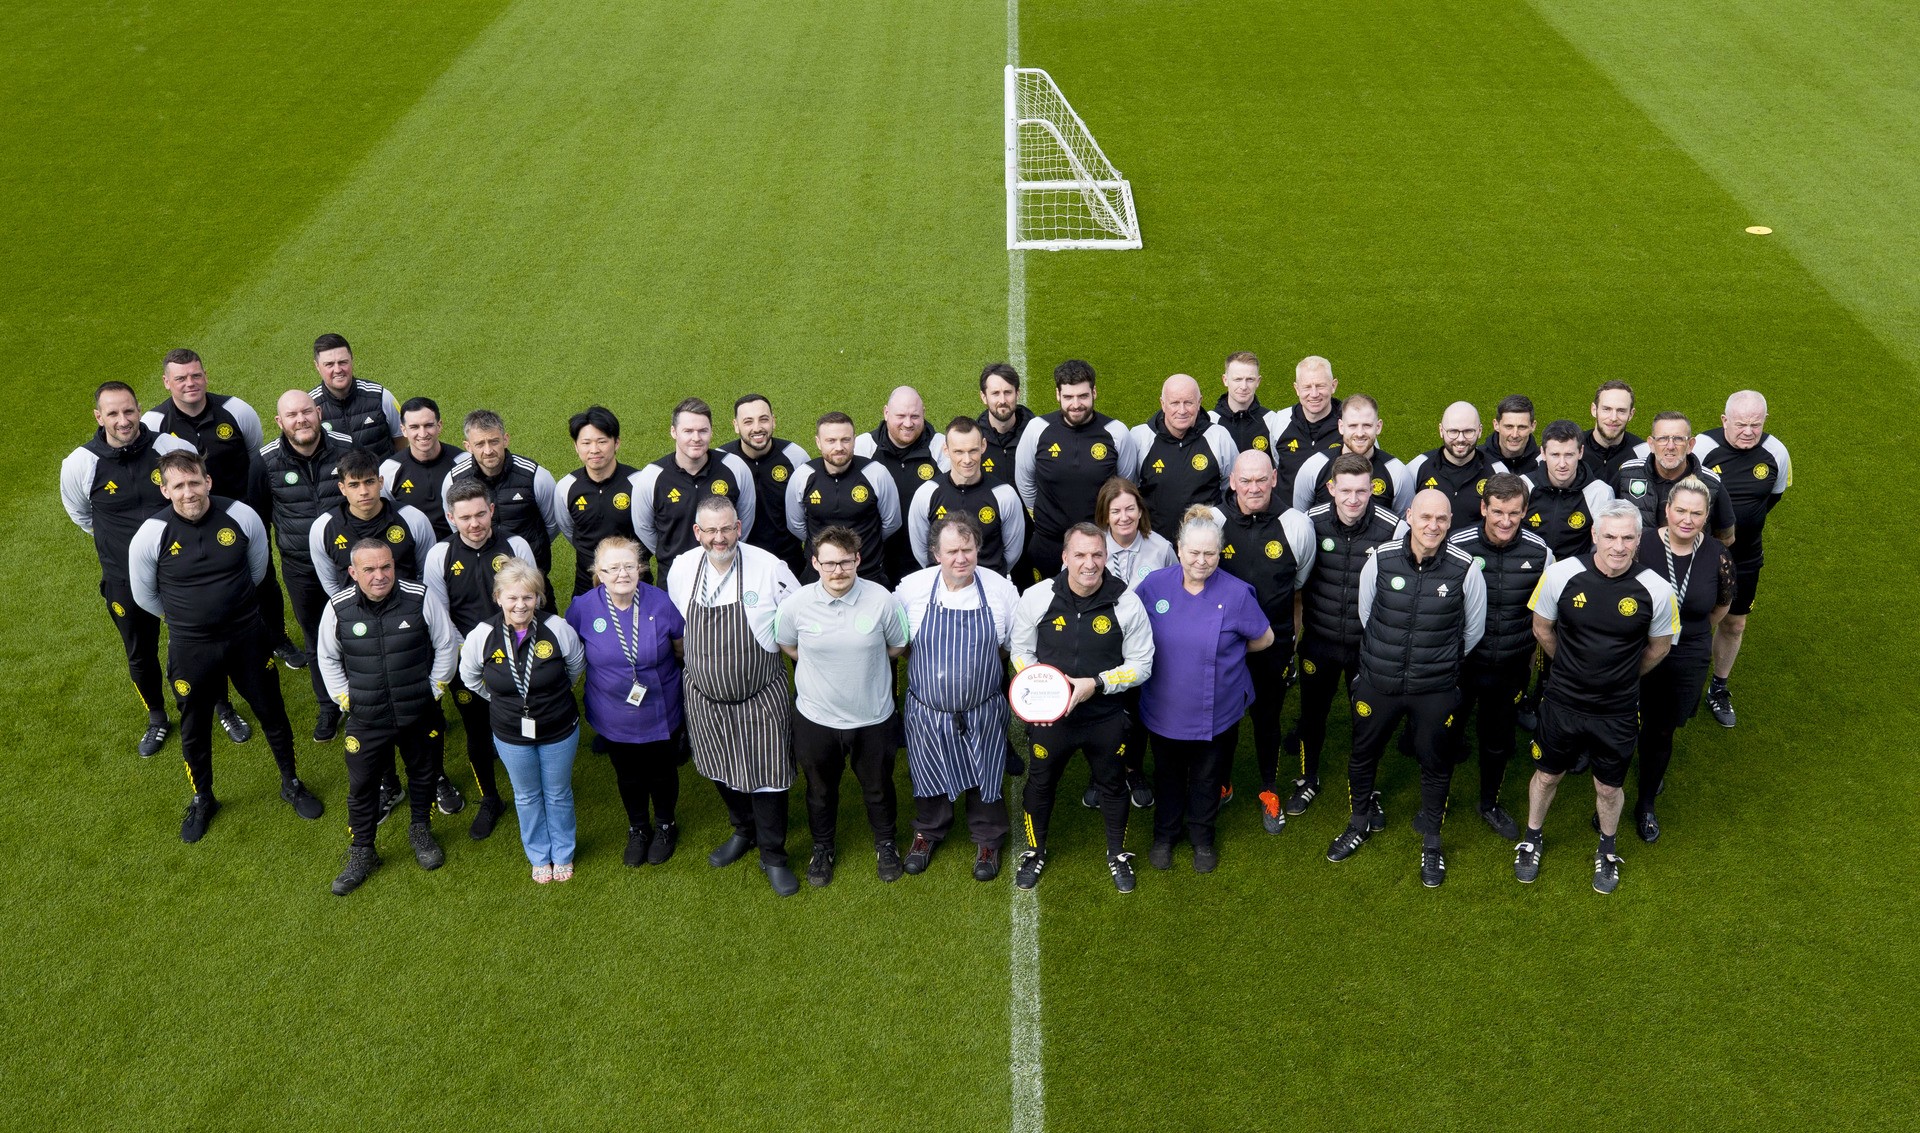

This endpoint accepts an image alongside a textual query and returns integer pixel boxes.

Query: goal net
[1005,66,1142,250]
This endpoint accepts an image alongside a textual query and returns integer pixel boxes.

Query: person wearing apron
[666,497,802,897]
[896,517,1018,881]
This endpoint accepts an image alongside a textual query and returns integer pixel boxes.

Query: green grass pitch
[3,1,1913,1128]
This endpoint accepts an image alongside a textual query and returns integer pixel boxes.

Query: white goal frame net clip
[1005,65,1142,250]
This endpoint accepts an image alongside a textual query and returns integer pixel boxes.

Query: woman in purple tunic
[565,536,687,867]
[1136,505,1275,872]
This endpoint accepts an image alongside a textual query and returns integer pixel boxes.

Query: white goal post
[1005,66,1142,250]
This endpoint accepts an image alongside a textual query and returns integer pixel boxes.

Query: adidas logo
[398,620,412,628]
[363,415,375,425]
[1522,561,1532,569]
[512,492,524,501]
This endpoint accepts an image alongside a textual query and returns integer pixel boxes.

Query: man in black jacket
[319,540,461,894]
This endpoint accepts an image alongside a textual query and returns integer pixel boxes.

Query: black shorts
[1532,702,1636,788]
[1731,560,1762,616]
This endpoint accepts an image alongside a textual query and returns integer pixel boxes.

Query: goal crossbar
[1005,66,1142,251]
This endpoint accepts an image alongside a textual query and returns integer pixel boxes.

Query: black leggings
[605,736,683,828]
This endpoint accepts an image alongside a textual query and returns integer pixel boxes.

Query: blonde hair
[492,559,546,607]
[1176,504,1224,551]
[594,535,642,576]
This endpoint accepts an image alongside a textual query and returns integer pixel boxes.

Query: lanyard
[698,555,738,607]
[1662,530,1699,608]
[500,622,538,700]
[607,596,644,680]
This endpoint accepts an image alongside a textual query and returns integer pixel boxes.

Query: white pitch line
[1005,13,1042,1133]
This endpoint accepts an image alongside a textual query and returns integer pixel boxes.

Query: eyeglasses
[695,524,739,536]
[1650,435,1690,446]
[1441,429,1478,439]
[600,563,639,576]
[815,557,859,572]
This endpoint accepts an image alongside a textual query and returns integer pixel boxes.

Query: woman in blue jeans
[458,559,587,883]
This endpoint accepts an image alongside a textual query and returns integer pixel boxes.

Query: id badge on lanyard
[609,601,648,708]
[505,625,539,739]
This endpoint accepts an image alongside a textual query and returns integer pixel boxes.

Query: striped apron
[683,556,792,792]
[903,576,1008,802]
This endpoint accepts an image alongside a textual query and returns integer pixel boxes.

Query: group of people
[61,336,1790,896]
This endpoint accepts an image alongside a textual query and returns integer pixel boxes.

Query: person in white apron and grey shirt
[894,517,1019,881]
[665,497,802,897]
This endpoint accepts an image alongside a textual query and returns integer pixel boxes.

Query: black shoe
[1570,754,1592,776]
[469,797,505,841]
[1005,746,1026,777]
[1590,812,1603,836]
[180,795,219,843]
[313,706,341,743]
[273,644,308,671]
[1420,847,1447,888]
[1365,792,1385,832]
[1284,777,1319,816]
[1705,686,1736,728]
[903,833,935,875]
[1257,789,1287,834]
[1081,785,1099,810]
[409,822,445,870]
[1514,837,1543,883]
[624,825,652,867]
[876,840,904,883]
[1479,804,1519,841]
[1108,851,1138,894]
[1014,849,1046,890]
[647,821,678,865]
[1192,845,1218,874]
[138,720,171,758]
[1593,850,1622,894]
[1515,707,1538,732]
[331,845,380,895]
[973,844,1001,882]
[590,734,611,755]
[434,775,465,816]
[1636,807,1662,844]
[280,777,324,820]
[1148,840,1174,871]
[215,703,251,744]
[764,862,800,897]
[1127,772,1154,809]
[376,782,405,825]
[708,833,753,868]
[806,843,836,887]
[1326,824,1371,862]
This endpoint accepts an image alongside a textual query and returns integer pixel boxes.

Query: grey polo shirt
[774,577,910,729]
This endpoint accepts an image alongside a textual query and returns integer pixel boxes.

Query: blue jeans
[494,727,580,867]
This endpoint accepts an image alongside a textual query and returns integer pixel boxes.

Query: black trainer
[973,844,1001,882]
[138,720,171,758]
[1080,785,1099,810]
[409,822,445,870]
[876,840,905,883]
[1636,807,1661,844]
[1420,847,1447,888]
[273,644,308,671]
[1515,706,1538,732]
[1365,792,1385,832]
[764,862,800,897]
[903,833,934,875]
[469,796,506,841]
[806,843,836,887]
[434,775,465,816]
[376,782,404,825]
[1593,850,1622,894]
[1004,744,1025,777]
[1013,849,1046,891]
[180,795,219,843]
[1148,840,1173,871]
[1284,777,1319,816]
[1705,686,1736,728]
[1326,824,1371,862]
[1514,837,1543,883]
[313,705,341,743]
[1479,804,1520,841]
[280,778,324,820]
[214,703,251,744]
[624,826,651,867]
[1107,851,1138,894]
[1192,845,1218,874]
[331,845,380,895]
[1127,772,1154,809]
[647,821,678,865]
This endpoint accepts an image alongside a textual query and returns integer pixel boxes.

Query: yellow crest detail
[216,528,237,546]
[1617,597,1639,617]
[533,640,556,660]
[1567,512,1586,529]
[1190,453,1209,471]
[711,480,728,495]
[978,506,996,524]
[917,464,934,480]
[111,601,126,616]
[1031,744,1048,760]
[150,469,163,485]
[173,679,191,696]
[1253,436,1269,451]
[1753,463,1770,479]
[344,735,361,754]
[215,423,235,440]
[386,525,406,544]
[1531,741,1542,761]
[1264,540,1282,559]
[456,690,472,704]
[1475,478,1488,495]
[1301,658,1317,675]
[1355,701,1372,717]
[851,485,870,504]
[613,492,630,510]
[772,465,789,482]
[1371,478,1387,496]
[1090,443,1109,460]
[491,554,508,571]
[1091,615,1113,635]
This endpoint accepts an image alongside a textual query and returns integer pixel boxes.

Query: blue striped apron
[903,575,1008,802]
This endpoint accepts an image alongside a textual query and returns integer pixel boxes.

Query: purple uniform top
[565,583,686,744]
[1135,565,1271,741]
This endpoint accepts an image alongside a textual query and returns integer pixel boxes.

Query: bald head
[1440,401,1482,460]
[1228,449,1277,512]
[274,388,324,453]
[1722,389,1769,451]
[882,386,927,446]
[1161,373,1203,435]
[1405,487,1454,555]
[1726,390,1767,417]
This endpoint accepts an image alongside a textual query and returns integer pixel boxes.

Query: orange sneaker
[1258,790,1286,834]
